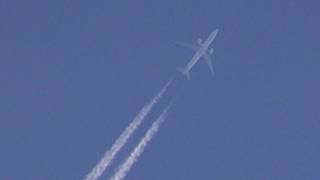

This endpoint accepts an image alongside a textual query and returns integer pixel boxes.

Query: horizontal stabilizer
[176,67,191,80]
[176,67,184,73]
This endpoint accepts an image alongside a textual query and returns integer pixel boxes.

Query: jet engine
[197,38,202,45]
[209,48,214,54]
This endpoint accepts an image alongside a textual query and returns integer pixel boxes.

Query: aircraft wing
[175,42,199,51]
[204,53,214,76]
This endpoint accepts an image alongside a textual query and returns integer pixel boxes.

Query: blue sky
[1,0,320,179]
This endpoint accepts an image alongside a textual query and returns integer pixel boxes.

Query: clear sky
[1,0,319,179]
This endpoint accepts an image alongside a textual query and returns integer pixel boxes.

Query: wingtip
[185,72,191,80]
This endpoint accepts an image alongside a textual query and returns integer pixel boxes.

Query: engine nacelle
[197,38,202,45]
[209,48,214,54]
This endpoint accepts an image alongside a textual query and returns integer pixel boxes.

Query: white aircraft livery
[176,29,219,80]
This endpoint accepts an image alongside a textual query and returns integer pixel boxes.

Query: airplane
[176,29,219,80]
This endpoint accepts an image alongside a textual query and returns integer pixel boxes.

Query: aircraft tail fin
[176,67,191,80]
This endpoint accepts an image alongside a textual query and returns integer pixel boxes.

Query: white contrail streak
[85,79,172,180]
[110,104,171,180]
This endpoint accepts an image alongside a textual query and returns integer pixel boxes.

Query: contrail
[110,104,171,180]
[85,79,173,180]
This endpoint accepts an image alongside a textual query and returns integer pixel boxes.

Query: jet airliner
[176,29,219,80]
